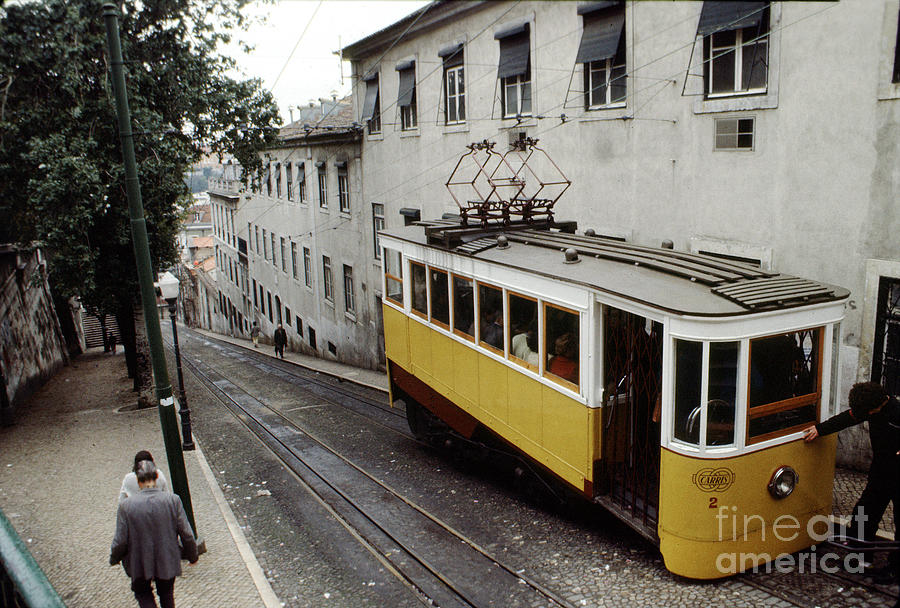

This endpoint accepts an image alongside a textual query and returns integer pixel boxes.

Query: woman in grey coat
[110,460,198,608]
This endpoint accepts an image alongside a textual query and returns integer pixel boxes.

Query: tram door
[599,305,663,537]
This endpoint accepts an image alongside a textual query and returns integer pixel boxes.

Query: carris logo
[692,468,735,492]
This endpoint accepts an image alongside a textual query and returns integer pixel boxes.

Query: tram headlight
[768,466,798,499]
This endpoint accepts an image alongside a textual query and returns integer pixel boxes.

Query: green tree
[0,0,279,401]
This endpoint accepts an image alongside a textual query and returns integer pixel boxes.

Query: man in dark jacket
[111,460,198,608]
[804,381,899,582]
[274,323,287,359]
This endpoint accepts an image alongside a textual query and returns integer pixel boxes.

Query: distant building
[208,97,382,367]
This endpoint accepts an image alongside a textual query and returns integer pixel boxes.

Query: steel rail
[173,340,579,608]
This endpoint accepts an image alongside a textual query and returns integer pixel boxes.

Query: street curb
[192,439,282,608]
[192,327,388,393]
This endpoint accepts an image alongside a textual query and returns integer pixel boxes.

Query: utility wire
[268,0,324,90]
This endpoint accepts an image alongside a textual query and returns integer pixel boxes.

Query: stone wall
[0,245,68,420]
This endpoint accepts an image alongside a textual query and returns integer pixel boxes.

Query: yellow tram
[380,220,849,579]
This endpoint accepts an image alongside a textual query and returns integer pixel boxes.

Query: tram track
[170,330,898,608]
[170,330,580,608]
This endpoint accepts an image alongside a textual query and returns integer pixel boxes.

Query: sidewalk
[196,327,895,541]
[193,327,388,392]
[0,349,280,608]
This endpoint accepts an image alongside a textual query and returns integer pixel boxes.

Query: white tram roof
[381,221,850,318]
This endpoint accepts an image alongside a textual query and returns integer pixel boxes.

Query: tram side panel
[385,304,600,495]
[657,437,837,579]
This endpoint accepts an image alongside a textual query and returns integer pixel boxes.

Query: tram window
[477,283,504,352]
[747,328,822,442]
[452,275,474,340]
[384,248,403,306]
[544,304,579,388]
[410,262,427,317]
[707,341,738,446]
[508,292,538,371]
[674,339,702,445]
[430,268,450,327]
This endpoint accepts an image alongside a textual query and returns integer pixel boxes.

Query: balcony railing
[207,178,242,194]
[0,509,65,608]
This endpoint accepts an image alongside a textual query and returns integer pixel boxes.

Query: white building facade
[342,0,900,465]
[208,101,385,369]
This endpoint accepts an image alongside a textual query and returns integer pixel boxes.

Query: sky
[225,0,429,124]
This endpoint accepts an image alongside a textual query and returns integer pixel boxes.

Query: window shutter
[576,3,625,64]
[395,61,416,108]
[360,74,379,121]
[438,42,463,68]
[697,1,767,37]
[495,23,530,80]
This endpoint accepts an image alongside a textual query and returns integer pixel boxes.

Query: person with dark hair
[273,323,287,359]
[120,450,169,503]
[548,332,578,384]
[110,460,198,608]
[250,321,261,348]
[804,381,900,583]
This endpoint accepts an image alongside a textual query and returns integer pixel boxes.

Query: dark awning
[496,23,530,80]
[360,74,379,122]
[315,160,326,170]
[335,160,348,173]
[438,42,464,67]
[396,62,416,107]
[577,1,621,16]
[697,1,767,36]
[576,4,625,64]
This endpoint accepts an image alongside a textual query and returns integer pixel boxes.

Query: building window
[298,162,306,202]
[577,2,626,109]
[275,163,282,198]
[286,162,293,201]
[372,203,385,259]
[361,73,381,134]
[336,161,350,213]
[280,237,287,272]
[255,225,260,254]
[496,23,531,118]
[396,60,417,130]
[296,315,303,337]
[343,265,355,314]
[252,279,258,308]
[715,117,754,150]
[271,233,276,267]
[303,247,312,287]
[439,43,465,124]
[291,242,298,279]
[323,256,333,302]
[501,74,531,119]
[699,2,769,98]
[262,229,268,260]
[317,161,327,209]
[267,291,273,323]
[266,164,272,197]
